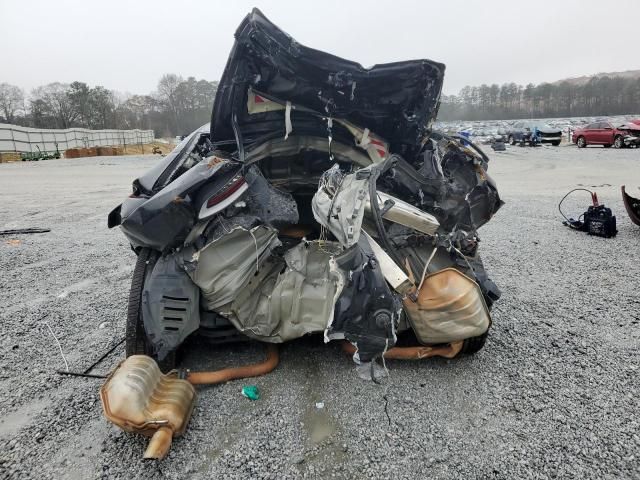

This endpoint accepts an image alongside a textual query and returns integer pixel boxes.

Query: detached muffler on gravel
[101,345,279,459]
[100,355,196,460]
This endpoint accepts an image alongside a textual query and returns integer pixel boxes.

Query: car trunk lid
[210,8,445,155]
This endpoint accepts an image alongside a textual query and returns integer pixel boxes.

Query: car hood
[619,124,640,133]
[210,8,445,153]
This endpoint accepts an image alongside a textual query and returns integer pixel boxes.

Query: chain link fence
[0,123,155,153]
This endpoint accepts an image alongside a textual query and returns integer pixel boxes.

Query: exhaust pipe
[144,426,174,460]
[186,344,279,385]
[342,340,463,360]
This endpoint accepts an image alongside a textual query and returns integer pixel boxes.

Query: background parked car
[571,121,639,148]
[507,121,562,146]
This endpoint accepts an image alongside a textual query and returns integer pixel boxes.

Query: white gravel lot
[0,144,639,479]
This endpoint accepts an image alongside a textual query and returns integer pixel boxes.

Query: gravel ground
[0,145,639,479]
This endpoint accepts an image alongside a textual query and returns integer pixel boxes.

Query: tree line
[438,75,640,121]
[0,74,217,137]
[3,73,640,132]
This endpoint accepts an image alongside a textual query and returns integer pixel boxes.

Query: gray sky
[1,0,638,96]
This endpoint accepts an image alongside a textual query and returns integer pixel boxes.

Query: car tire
[508,135,516,145]
[126,247,176,372]
[614,136,624,149]
[551,141,560,146]
[461,331,488,355]
[577,136,587,148]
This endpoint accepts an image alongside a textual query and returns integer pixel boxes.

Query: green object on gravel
[241,385,260,400]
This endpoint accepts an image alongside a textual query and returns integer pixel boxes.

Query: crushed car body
[617,122,640,148]
[108,8,503,374]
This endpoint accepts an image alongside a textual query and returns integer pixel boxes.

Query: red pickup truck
[572,121,640,148]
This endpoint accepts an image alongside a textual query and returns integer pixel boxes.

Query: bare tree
[30,83,77,128]
[157,74,184,132]
[0,83,24,124]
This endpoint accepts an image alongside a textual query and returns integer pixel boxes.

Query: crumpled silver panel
[218,241,344,343]
[312,165,370,247]
[182,225,281,311]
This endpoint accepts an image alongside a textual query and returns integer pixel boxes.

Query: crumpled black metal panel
[329,235,401,362]
[210,8,445,153]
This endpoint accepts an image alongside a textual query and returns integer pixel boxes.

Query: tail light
[206,174,247,207]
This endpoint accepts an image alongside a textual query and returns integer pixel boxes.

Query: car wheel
[551,141,560,146]
[461,331,488,355]
[614,136,624,149]
[508,135,516,145]
[577,136,587,148]
[126,247,176,371]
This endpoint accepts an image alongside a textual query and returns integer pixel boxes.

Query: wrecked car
[108,8,502,374]
[508,121,562,146]
[103,8,504,459]
[572,121,640,148]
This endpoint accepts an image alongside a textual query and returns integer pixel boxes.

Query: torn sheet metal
[327,235,401,363]
[182,225,280,311]
[220,241,344,343]
[243,167,299,229]
[116,158,233,252]
[312,165,371,248]
[427,135,503,232]
[313,163,440,248]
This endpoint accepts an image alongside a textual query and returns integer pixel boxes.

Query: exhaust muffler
[100,355,196,460]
